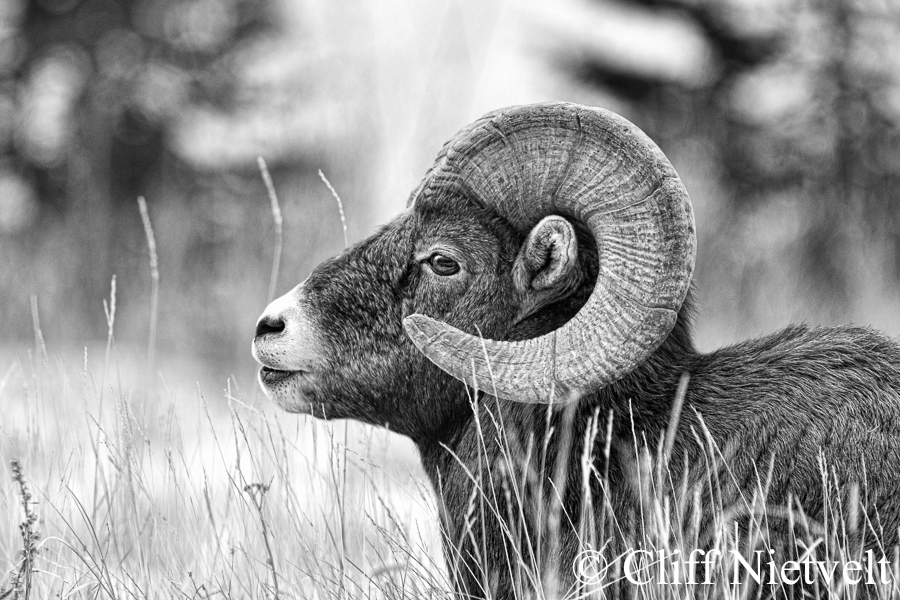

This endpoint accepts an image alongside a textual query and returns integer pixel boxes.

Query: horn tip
[402,313,444,347]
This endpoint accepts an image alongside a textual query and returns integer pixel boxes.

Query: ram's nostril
[255,315,286,338]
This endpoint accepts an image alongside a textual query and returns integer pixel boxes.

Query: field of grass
[0,336,449,599]
[7,330,900,600]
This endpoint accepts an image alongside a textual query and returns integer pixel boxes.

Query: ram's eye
[428,253,460,276]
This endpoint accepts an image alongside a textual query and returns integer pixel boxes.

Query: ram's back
[684,324,900,543]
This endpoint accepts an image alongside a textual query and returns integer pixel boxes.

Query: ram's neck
[414,302,697,597]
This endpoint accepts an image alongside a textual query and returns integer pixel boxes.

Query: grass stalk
[137,196,159,388]
[244,483,280,597]
[318,169,353,593]
[257,157,283,305]
[318,169,349,249]
[3,460,40,600]
[28,295,47,368]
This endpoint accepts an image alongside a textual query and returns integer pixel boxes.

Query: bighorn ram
[252,102,900,597]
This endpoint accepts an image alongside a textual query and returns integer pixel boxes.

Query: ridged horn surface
[402,102,695,403]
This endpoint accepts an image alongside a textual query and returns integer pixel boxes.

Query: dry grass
[3,323,898,599]
[0,340,446,599]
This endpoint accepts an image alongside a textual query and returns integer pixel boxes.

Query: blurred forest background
[0,0,898,382]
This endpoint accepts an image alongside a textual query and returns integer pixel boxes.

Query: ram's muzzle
[252,284,324,413]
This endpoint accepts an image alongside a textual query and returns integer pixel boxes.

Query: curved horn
[403,102,695,403]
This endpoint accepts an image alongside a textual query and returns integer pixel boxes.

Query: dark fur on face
[295,191,526,439]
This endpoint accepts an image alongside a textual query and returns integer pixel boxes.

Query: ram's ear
[512,215,582,323]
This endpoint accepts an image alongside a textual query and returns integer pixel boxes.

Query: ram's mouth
[259,366,305,385]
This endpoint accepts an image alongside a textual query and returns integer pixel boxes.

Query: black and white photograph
[2,0,900,598]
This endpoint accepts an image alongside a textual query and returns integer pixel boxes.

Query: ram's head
[251,102,695,436]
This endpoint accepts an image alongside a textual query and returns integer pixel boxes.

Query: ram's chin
[257,368,315,413]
